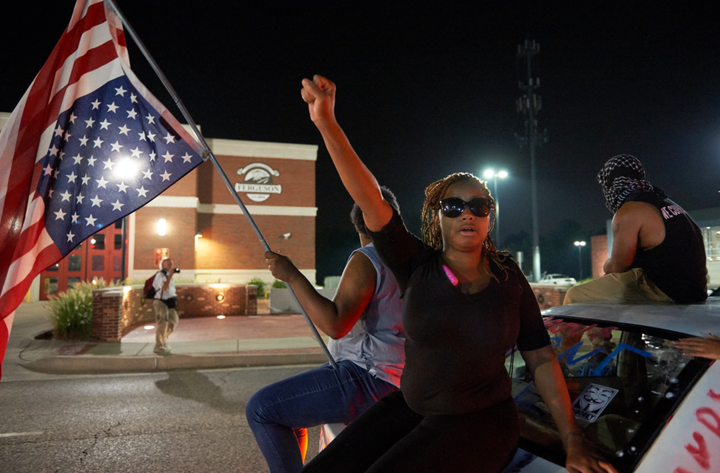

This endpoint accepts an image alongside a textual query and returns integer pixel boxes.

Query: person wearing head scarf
[564,155,707,304]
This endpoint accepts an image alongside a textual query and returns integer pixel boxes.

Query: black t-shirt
[368,208,550,416]
[625,191,707,303]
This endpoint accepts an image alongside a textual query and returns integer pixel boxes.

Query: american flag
[0,0,204,376]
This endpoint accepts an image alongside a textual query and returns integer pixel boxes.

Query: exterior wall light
[157,218,167,236]
[215,293,225,302]
[217,315,226,319]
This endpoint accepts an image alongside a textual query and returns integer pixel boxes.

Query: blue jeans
[246,360,398,473]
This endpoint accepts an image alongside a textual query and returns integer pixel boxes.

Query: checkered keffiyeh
[597,154,653,213]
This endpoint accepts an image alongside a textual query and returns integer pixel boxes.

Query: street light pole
[517,39,547,281]
[574,240,586,280]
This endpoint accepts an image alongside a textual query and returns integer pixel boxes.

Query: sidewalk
[2,300,330,381]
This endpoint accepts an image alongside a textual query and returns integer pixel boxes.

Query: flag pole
[106,0,338,369]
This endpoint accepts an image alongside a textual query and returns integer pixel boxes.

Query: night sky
[2,2,719,282]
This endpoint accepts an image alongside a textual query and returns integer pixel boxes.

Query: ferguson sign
[235,163,282,202]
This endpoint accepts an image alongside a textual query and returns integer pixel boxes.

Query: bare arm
[265,250,376,339]
[522,346,617,473]
[675,333,720,360]
[603,206,641,274]
[301,75,394,232]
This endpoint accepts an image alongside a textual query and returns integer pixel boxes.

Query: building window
[45,277,58,294]
[113,255,121,272]
[68,277,82,289]
[114,234,122,250]
[92,255,104,271]
[68,255,81,272]
[91,234,105,250]
[115,220,123,229]
[705,227,720,260]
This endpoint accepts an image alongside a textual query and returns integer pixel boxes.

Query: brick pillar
[529,284,570,311]
[591,235,608,279]
[246,285,257,315]
[92,290,124,342]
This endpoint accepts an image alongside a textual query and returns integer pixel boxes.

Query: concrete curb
[21,353,328,375]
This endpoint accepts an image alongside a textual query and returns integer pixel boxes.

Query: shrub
[272,279,287,289]
[47,278,118,340]
[248,277,268,298]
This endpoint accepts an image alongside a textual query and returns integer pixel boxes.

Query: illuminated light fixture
[574,241,586,247]
[113,157,140,179]
[215,293,225,302]
[195,232,202,244]
[217,315,226,319]
[90,238,96,244]
[283,232,291,240]
[144,325,155,330]
[157,218,167,236]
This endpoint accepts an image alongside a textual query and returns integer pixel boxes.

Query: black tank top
[625,191,707,303]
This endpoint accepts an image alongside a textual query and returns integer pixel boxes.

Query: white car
[538,274,578,286]
[502,300,720,473]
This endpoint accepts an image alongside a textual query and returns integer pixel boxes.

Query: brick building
[0,111,318,301]
[130,138,318,285]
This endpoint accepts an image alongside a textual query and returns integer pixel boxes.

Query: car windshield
[506,316,711,471]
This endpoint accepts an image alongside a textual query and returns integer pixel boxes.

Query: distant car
[538,274,578,285]
[502,300,720,473]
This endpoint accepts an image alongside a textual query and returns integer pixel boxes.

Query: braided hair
[420,172,510,280]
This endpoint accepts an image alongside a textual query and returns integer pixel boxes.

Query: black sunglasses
[439,197,495,218]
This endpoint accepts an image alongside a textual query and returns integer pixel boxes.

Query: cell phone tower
[516,39,548,282]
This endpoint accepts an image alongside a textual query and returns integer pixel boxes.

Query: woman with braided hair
[300,75,616,473]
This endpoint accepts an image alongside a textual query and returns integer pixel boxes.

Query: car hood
[542,299,720,337]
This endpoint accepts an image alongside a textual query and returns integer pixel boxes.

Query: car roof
[541,298,720,337]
